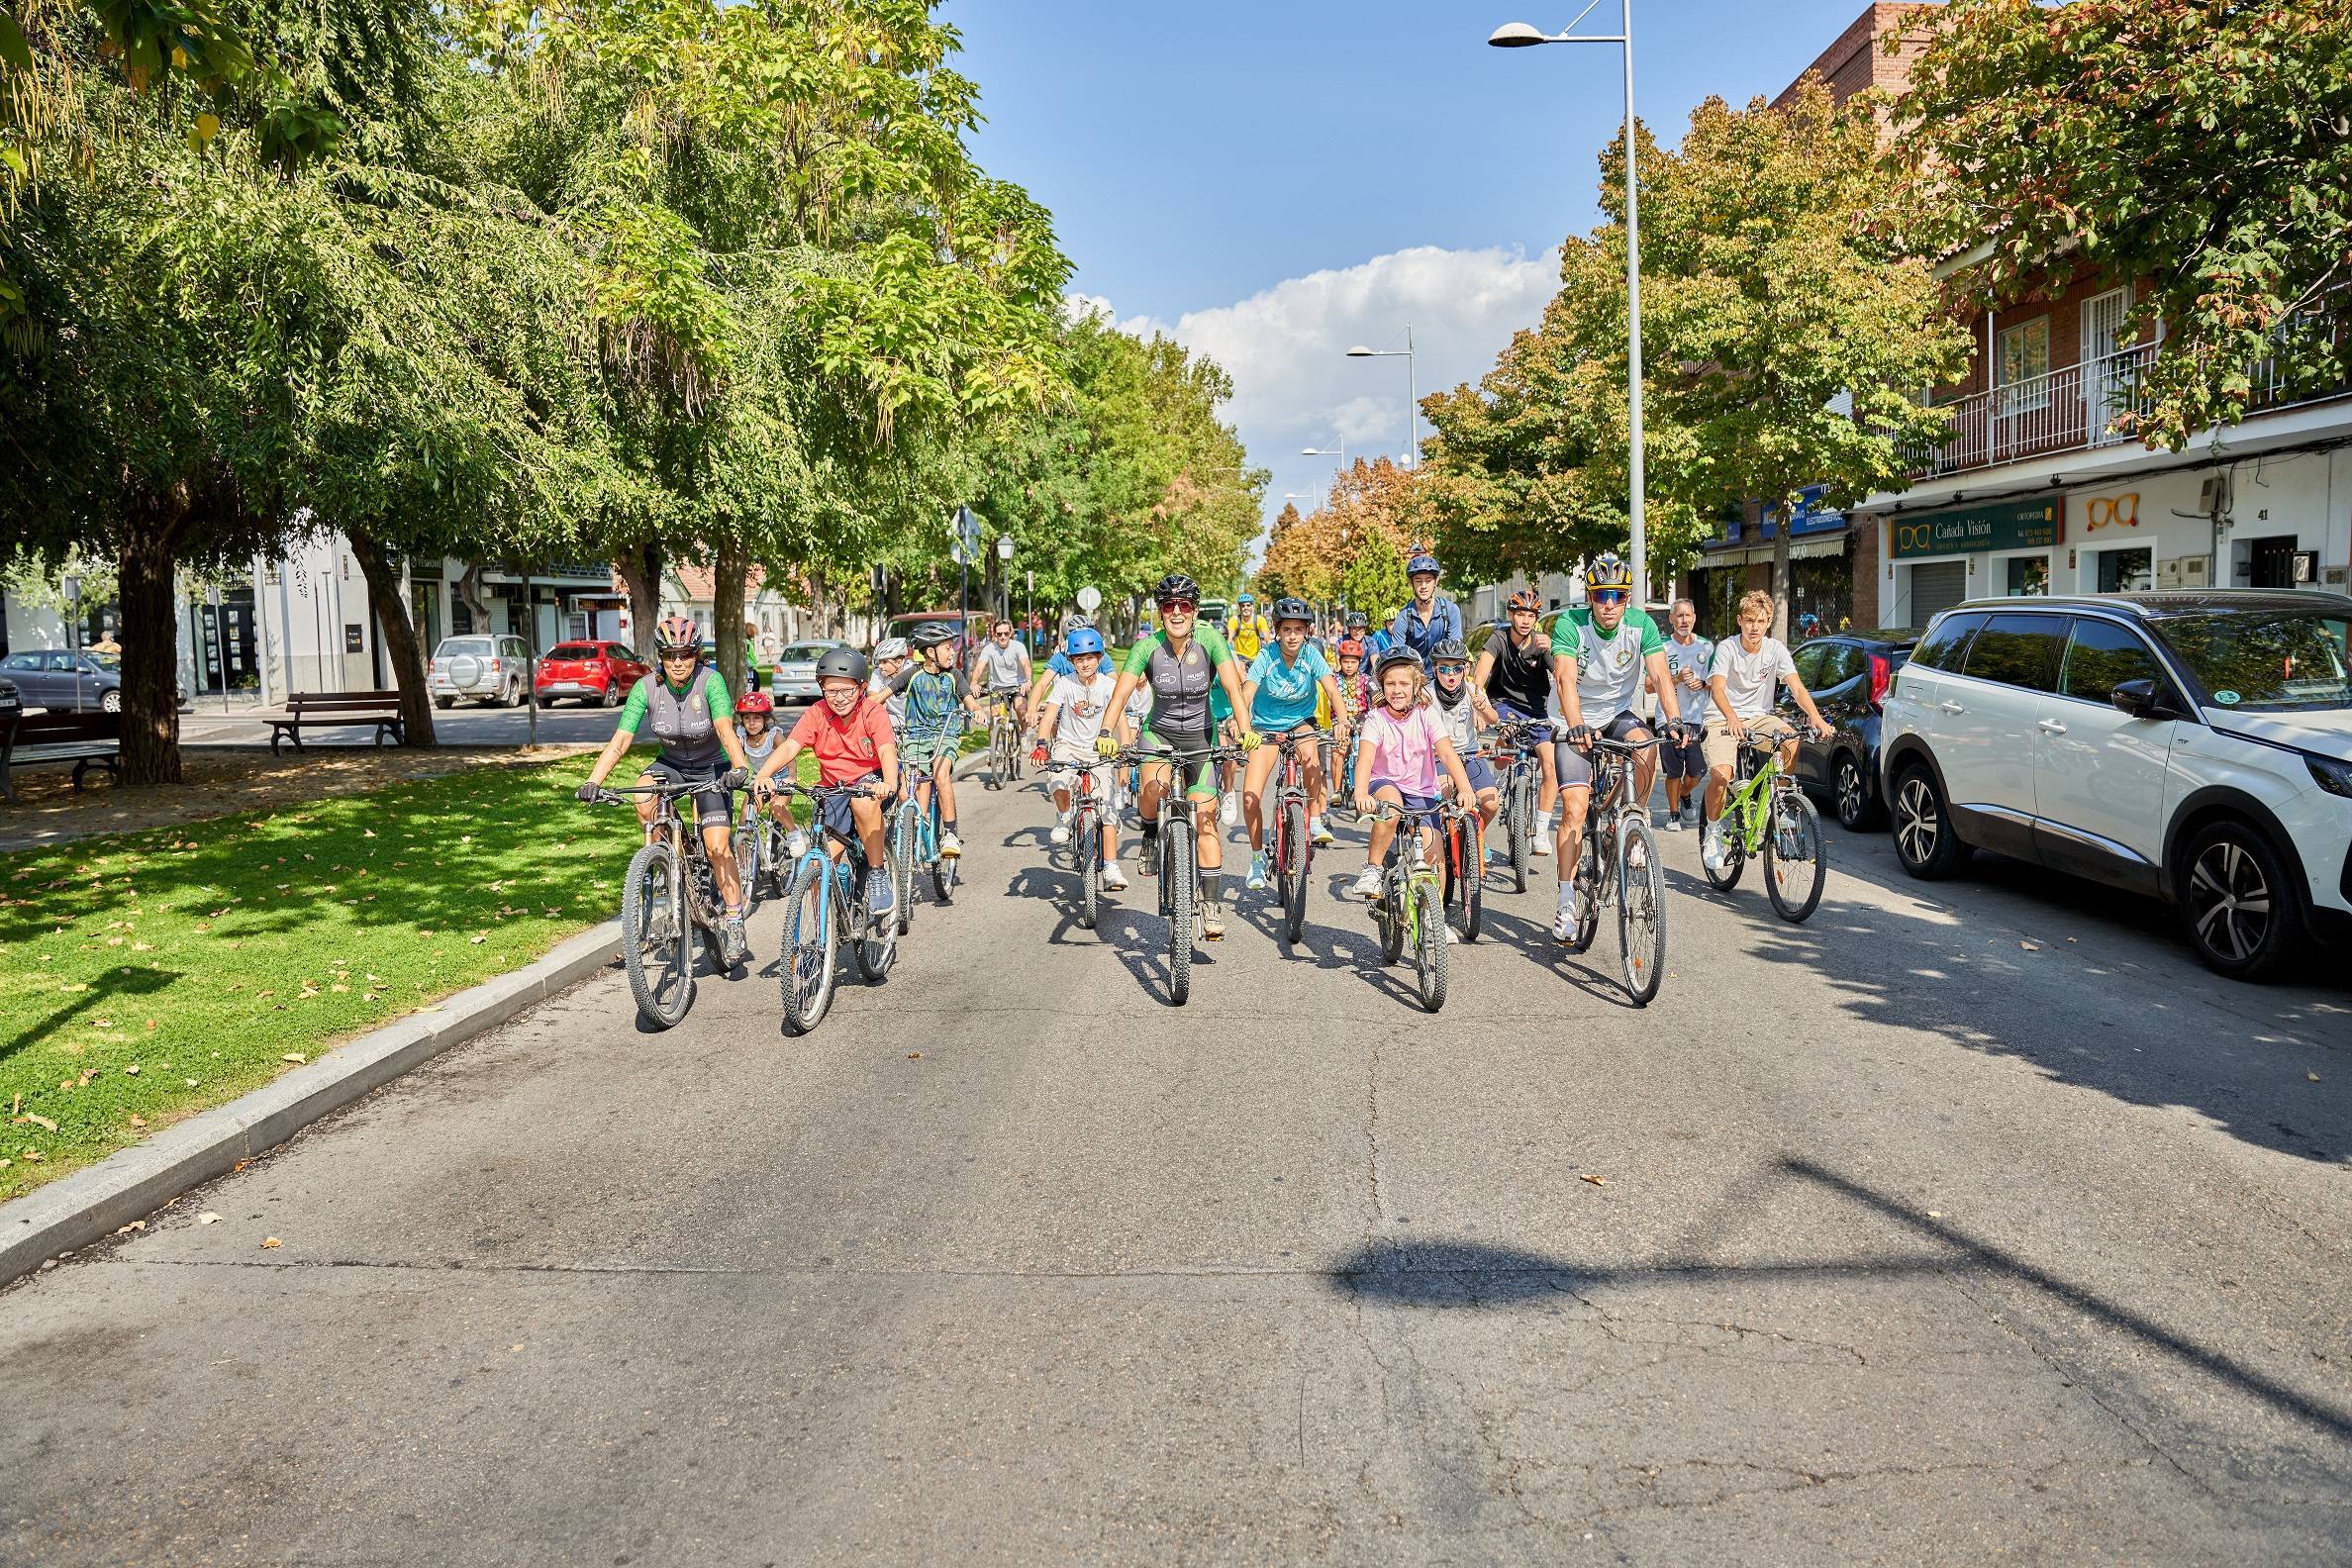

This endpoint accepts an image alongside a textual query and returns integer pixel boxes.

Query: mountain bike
[1118,739,1245,1007]
[587,778,733,1029]
[1703,719,1828,923]
[1491,720,1549,893]
[1267,727,1329,943]
[1440,793,1486,942]
[735,789,790,904]
[769,782,899,1034]
[1558,733,1668,1007]
[1061,761,1114,932]
[1367,801,1448,1014]
[985,689,1025,791]
[892,724,961,933]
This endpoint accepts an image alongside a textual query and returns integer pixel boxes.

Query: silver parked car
[765,640,847,705]
[428,635,533,708]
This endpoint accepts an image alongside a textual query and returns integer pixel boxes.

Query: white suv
[427,635,533,709]
[1881,591,2352,980]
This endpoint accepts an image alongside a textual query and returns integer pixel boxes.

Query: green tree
[1893,0,2352,450]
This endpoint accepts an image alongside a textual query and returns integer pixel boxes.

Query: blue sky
[952,0,1885,547]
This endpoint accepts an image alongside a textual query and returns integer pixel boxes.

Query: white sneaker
[1701,825,1728,875]
[1661,810,1683,833]
[1049,822,1071,846]
[1101,861,1128,891]
[1309,816,1335,846]
[939,831,964,859]
[1551,904,1578,941]
[1352,866,1385,900]
[1220,791,1240,828]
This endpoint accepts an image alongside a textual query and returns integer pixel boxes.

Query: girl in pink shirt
[1349,649,1474,900]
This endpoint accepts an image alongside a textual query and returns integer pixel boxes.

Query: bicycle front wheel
[1164,822,1195,1006]
[853,851,898,982]
[1078,811,1102,931]
[1280,795,1309,944]
[1451,819,1484,942]
[1702,803,1747,892]
[1506,773,1533,893]
[1617,817,1667,1006]
[780,858,839,1035]
[1414,875,1448,1014]
[621,840,694,1029]
[931,803,957,904]
[892,806,917,935]
[1565,833,1600,954]
[1764,789,1827,924]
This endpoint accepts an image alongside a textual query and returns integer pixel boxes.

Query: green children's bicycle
[1703,719,1828,924]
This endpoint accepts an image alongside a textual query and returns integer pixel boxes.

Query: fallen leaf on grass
[1580,1173,1606,1186]
[17,1114,57,1132]
[260,1236,281,1249]
[128,1116,146,1129]
[281,1052,307,1064]
[197,1212,221,1225]
[122,1064,139,1076]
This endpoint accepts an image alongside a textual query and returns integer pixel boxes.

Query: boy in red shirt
[756,647,899,918]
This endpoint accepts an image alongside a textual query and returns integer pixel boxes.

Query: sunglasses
[1158,599,1197,613]
[1589,591,1627,606]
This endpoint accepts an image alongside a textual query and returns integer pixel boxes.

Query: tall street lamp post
[1344,330,1418,468]
[995,535,1015,626]
[1491,5,1649,599]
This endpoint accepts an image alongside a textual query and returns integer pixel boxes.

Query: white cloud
[1071,245,1561,547]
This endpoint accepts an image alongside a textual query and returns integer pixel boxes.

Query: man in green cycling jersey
[577,614,757,963]
[1097,572,1260,939]
[1548,553,1688,941]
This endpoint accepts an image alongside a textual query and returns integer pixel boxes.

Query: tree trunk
[713,538,747,695]
[116,503,189,787]
[1771,502,1793,643]
[615,538,662,665]
[347,529,439,747]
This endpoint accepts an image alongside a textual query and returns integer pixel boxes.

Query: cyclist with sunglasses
[575,614,757,963]
[1473,587,1561,855]
[1547,553,1688,940]
[1096,572,1260,939]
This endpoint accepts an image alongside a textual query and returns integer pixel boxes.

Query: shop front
[1883,497,2066,627]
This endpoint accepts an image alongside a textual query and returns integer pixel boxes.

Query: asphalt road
[3,771,2347,1565]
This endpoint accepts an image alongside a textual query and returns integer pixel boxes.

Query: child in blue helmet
[1033,627,1127,890]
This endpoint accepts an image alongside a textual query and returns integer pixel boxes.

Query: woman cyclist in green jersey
[1096,572,1260,939]
[576,614,756,961]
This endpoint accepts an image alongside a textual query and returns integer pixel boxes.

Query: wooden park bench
[0,709,122,804]
[263,691,409,755]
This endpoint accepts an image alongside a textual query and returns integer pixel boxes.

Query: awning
[1698,533,1850,569]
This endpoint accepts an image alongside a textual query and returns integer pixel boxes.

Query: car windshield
[780,644,833,662]
[2152,608,2352,712]
[545,643,598,659]
[85,651,122,672]
[439,637,495,657]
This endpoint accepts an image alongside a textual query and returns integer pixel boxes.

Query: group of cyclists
[573,546,1834,980]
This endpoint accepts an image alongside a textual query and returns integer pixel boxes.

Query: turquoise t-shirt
[1246,642,1333,732]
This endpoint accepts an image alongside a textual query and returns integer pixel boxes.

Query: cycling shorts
[1136,725,1220,800]
[644,754,733,826]
[1456,753,1499,795]
[1555,710,1651,791]
[1492,700,1553,744]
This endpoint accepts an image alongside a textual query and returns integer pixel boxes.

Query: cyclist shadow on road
[1475,902,1652,1013]
[997,862,1216,1006]
[1221,867,1445,1013]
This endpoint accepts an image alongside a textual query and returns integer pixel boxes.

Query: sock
[1557,879,1577,913]
[1202,871,1223,907]
[944,819,957,836]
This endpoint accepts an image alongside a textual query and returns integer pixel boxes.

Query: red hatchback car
[536,640,650,707]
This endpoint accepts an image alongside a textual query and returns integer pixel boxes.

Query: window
[2061,619,2168,708]
[2153,608,2351,713]
[2095,547,2153,594]
[2005,555,2049,596]
[1816,643,1866,691]
[545,643,598,660]
[1791,642,1830,687]
[1909,611,1986,672]
[2,652,38,671]
[1961,613,2068,693]
[1998,317,2051,412]
[46,651,79,671]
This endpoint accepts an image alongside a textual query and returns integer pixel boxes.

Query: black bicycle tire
[855,845,899,981]
[1079,811,1102,931]
[1458,818,1483,942]
[1379,863,1408,965]
[1702,800,1748,892]
[1617,816,1667,1006]
[734,811,759,913]
[931,801,957,904]
[1507,773,1533,893]
[621,840,693,1029]
[1281,795,1309,944]
[1165,820,1194,1006]
[1414,877,1447,1013]
[1566,831,1601,954]
[780,857,838,1035]
[892,806,917,934]
[1763,789,1827,924]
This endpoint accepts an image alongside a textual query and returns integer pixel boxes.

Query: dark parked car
[0,647,128,713]
[1783,629,1916,830]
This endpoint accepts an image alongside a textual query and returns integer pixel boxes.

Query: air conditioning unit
[2198,475,2230,514]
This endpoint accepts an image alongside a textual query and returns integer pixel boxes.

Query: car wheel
[1891,764,1968,880]
[100,688,122,714]
[434,696,454,711]
[2178,820,2302,982]
[1834,752,1881,832]
[602,680,623,709]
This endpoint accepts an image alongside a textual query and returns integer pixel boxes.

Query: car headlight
[2308,751,2352,800]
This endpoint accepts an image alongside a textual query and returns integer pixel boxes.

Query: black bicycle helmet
[1153,572,1201,605]
[815,645,870,684]
[1270,596,1313,626]
[909,623,956,650]
[1429,637,1469,664]
[1375,647,1423,680]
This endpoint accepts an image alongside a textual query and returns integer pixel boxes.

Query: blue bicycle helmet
[1065,627,1106,657]
[1407,552,1440,578]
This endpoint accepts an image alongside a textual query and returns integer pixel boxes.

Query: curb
[0,921,624,1288]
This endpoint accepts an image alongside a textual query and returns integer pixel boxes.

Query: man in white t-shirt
[1655,598,1714,832]
[1702,590,1830,874]
[1033,629,1127,889]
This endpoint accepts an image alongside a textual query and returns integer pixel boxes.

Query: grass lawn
[0,744,814,1203]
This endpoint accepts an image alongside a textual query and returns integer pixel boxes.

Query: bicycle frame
[608,781,723,933]
[1721,729,1800,854]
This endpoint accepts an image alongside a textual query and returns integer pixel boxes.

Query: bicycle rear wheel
[1078,809,1102,931]
[1413,875,1448,1013]
[1506,772,1533,893]
[1565,832,1600,954]
[892,806,917,934]
[931,801,957,904]
[1763,789,1826,924]
[1454,818,1484,942]
[852,849,898,981]
[1379,859,1407,965]
[734,809,760,910]
[1617,817,1667,1006]
[1702,803,1747,892]
[1280,795,1309,944]
[1164,822,1195,1006]
[621,841,694,1029]
[780,858,839,1034]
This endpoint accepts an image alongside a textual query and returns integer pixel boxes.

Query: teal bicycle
[770,782,899,1034]
[890,720,961,933]
[1702,718,1828,924]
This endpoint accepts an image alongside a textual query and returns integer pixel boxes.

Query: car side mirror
[2109,679,2182,721]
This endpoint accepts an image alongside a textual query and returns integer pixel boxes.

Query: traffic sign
[1075,586,1102,613]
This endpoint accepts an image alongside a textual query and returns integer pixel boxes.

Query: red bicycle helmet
[1507,588,1540,613]
[735,690,772,715]
[1336,638,1364,659]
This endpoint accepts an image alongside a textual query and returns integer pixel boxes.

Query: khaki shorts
[1704,719,1797,774]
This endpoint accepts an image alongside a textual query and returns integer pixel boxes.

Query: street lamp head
[1488,21,1549,47]
[996,535,1014,561]
[1345,345,1376,357]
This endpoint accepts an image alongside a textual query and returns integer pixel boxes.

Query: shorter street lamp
[995,534,1015,623]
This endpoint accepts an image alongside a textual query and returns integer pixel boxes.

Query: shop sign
[2082,492,2140,533]
[1890,499,2064,560]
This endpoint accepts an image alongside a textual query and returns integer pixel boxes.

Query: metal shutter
[1908,561,1967,627]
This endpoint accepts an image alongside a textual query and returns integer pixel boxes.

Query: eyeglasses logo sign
[2084,493,2140,532]
[1896,522,1934,552]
